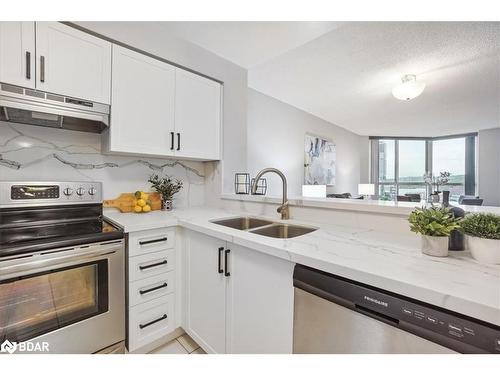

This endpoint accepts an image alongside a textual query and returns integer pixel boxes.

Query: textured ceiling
[248,22,500,136]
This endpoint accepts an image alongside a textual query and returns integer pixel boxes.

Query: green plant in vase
[460,213,500,264]
[408,206,461,257]
[148,174,183,211]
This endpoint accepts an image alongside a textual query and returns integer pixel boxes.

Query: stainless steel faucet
[251,168,290,220]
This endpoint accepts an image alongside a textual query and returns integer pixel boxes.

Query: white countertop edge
[220,193,500,216]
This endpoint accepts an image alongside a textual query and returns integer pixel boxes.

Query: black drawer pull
[177,133,181,151]
[218,247,224,274]
[224,249,231,277]
[139,314,167,329]
[139,237,167,245]
[139,260,168,270]
[139,282,168,295]
[40,55,45,82]
[26,51,31,79]
[170,132,175,150]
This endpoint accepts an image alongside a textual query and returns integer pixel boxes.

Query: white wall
[478,127,500,206]
[247,89,368,197]
[73,22,248,199]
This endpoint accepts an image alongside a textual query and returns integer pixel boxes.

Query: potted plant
[423,171,450,203]
[460,213,500,264]
[408,206,461,257]
[148,174,183,211]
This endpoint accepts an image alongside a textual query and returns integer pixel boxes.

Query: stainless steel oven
[0,239,125,354]
[0,181,125,354]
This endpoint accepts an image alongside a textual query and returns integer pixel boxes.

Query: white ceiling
[155,21,500,136]
[152,21,343,68]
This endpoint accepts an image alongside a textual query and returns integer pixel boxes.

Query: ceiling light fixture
[392,74,426,101]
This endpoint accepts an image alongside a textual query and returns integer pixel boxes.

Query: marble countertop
[221,193,500,216]
[104,206,500,326]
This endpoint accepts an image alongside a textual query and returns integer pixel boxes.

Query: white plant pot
[466,235,500,264]
[421,235,449,257]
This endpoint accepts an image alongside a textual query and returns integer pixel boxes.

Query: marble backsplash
[0,122,206,208]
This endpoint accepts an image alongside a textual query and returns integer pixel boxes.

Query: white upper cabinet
[174,69,222,160]
[109,45,176,157]
[35,22,111,103]
[0,22,36,88]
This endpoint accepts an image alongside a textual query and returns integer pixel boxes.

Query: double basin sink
[211,217,317,239]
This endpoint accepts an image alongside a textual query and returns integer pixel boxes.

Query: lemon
[133,205,142,213]
[142,204,151,212]
[137,199,146,207]
[140,192,149,200]
[134,191,142,199]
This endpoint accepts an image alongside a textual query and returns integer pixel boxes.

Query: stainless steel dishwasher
[293,265,500,354]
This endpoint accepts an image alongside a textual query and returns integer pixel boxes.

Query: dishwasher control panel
[398,303,500,353]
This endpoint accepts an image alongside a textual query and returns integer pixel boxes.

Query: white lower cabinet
[226,243,295,353]
[129,294,175,351]
[183,230,295,354]
[127,227,178,352]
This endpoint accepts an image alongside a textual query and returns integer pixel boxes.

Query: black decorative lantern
[234,173,250,194]
[251,178,267,196]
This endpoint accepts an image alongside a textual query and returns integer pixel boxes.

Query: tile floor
[150,333,206,354]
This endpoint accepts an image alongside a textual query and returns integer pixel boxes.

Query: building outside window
[371,134,476,202]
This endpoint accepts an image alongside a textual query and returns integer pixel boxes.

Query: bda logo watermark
[1,339,50,354]
[1,340,17,354]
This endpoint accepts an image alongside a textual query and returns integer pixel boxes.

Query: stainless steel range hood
[0,83,109,133]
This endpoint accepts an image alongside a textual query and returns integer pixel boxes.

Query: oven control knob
[88,187,97,196]
[63,187,74,196]
[76,187,86,196]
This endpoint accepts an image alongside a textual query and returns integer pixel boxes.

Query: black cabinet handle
[25,51,31,79]
[139,282,168,295]
[170,132,174,150]
[224,249,230,277]
[139,314,167,329]
[139,259,168,270]
[176,133,181,151]
[139,237,167,245]
[40,56,45,82]
[218,247,224,274]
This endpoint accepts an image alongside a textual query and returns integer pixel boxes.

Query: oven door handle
[0,243,122,278]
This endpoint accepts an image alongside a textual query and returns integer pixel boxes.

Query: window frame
[370,133,477,200]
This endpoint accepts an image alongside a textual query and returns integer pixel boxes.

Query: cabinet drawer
[129,249,174,282]
[129,228,175,257]
[128,294,175,352]
[129,271,174,308]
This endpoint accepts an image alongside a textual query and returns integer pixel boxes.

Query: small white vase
[421,235,449,257]
[466,235,500,264]
[161,198,173,211]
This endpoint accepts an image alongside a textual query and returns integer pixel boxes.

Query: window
[432,138,466,201]
[378,140,395,182]
[371,134,476,201]
[398,140,426,183]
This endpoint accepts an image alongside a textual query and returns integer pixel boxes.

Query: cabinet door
[184,231,227,353]
[109,45,176,157]
[174,69,221,160]
[0,22,35,88]
[226,244,295,353]
[35,22,111,103]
